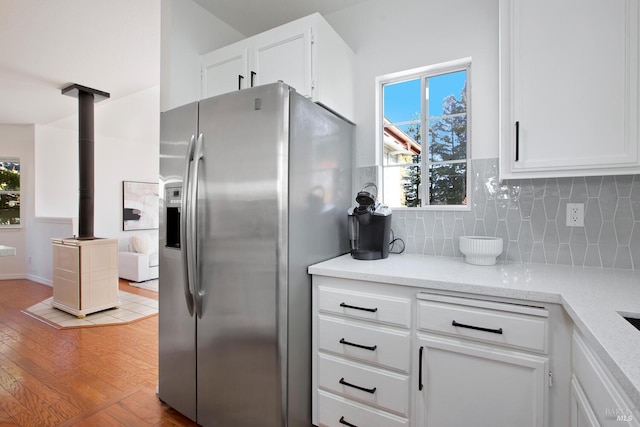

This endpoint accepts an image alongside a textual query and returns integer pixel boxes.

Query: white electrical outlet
[566,203,584,227]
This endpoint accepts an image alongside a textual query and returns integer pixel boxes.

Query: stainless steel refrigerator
[158,82,353,426]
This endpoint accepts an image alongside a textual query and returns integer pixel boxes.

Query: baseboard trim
[25,274,52,286]
[0,273,27,280]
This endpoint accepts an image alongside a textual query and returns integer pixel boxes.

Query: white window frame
[375,57,471,210]
[0,157,21,228]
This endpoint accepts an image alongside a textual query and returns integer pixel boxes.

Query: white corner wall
[325,0,499,166]
[161,0,245,112]
[0,124,34,279]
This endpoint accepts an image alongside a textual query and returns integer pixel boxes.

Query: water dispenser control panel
[165,184,182,249]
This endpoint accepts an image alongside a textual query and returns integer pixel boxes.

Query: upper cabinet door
[201,42,249,99]
[251,23,312,97]
[499,0,640,179]
[200,13,355,123]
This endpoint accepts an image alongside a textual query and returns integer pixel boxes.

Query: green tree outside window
[0,160,20,225]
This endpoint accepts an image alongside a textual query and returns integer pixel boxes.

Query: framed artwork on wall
[123,181,159,231]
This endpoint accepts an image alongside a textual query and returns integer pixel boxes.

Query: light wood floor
[0,278,197,426]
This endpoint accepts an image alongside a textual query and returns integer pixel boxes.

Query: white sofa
[118,235,159,282]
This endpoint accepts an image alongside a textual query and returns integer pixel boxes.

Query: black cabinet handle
[340,302,378,313]
[238,74,244,90]
[339,416,358,427]
[515,121,520,162]
[339,338,377,351]
[339,377,376,394]
[452,320,503,335]
[418,345,424,391]
[250,71,256,87]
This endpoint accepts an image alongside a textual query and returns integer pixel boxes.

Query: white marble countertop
[309,253,640,409]
[0,245,16,256]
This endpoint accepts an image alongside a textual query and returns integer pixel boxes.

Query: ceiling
[0,0,365,127]
[193,0,370,37]
[0,0,161,126]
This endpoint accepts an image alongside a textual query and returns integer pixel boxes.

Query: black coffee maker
[348,183,392,260]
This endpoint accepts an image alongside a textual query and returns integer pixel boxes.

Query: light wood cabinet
[499,0,640,179]
[201,13,355,123]
[52,238,119,318]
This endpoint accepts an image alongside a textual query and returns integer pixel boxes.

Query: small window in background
[0,159,20,225]
[378,59,470,209]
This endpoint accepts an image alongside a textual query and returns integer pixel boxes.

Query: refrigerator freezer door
[195,84,287,426]
[159,101,198,421]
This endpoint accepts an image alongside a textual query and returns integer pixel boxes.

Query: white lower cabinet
[312,275,577,427]
[319,354,409,417]
[318,390,409,427]
[571,375,601,427]
[571,332,640,427]
[415,293,550,427]
[312,276,412,426]
[415,334,548,427]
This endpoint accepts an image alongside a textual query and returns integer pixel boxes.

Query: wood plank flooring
[0,278,196,426]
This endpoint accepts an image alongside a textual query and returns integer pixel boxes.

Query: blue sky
[383,71,466,123]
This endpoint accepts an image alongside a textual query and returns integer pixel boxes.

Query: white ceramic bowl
[459,236,503,266]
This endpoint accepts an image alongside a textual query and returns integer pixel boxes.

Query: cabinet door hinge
[548,371,553,387]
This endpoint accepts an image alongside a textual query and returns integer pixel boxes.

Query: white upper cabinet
[201,43,249,96]
[201,13,355,123]
[499,0,640,179]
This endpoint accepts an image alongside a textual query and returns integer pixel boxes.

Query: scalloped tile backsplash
[356,159,640,270]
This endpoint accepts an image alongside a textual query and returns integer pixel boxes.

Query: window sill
[0,225,23,231]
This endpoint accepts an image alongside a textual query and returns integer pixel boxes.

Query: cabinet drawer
[318,354,409,416]
[417,294,548,353]
[317,286,411,328]
[318,390,408,427]
[318,315,410,372]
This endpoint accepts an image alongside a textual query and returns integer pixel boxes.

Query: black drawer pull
[418,345,424,391]
[339,416,358,427]
[340,338,377,351]
[340,302,378,313]
[515,121,520,162]
[452,320,503,335]
[339,377,376,394]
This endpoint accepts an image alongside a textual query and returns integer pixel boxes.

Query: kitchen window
[376,58,470,209]
[0,158,20,226]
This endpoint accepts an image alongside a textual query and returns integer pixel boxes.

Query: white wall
[161,0,245,111]
[325,0,499,167]
[0,124,34,279]
[26,217,74,285]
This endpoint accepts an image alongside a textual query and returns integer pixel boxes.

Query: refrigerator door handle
[180,135,196,316]
[190,133,205,319]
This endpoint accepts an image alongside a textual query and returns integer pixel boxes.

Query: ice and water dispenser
[165,184,182,249]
